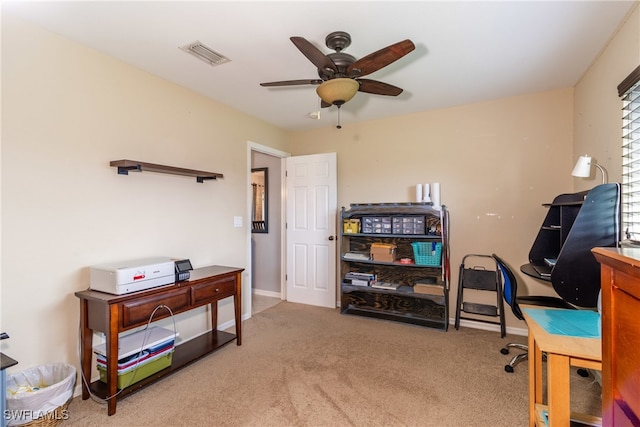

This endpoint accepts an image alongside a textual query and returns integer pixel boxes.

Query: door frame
[247,141,290,317]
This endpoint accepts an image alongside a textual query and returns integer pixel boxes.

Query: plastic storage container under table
[93,326,177,389]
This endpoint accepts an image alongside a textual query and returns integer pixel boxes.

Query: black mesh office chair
[492,254,575,373]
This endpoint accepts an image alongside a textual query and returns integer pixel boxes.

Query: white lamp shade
[316,78,359,105]
[572,155,592,178]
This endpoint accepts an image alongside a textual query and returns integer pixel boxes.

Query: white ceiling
[3,1,637,131]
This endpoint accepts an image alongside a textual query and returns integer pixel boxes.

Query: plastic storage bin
[97,350,173,389]
[361,216,392,234]
[5,363,76,426]
[392,216,426,235]
[411,242,443,266]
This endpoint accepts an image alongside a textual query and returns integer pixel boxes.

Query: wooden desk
[593,247,640,426]
[522,306,602,427]
[75,265,243,416]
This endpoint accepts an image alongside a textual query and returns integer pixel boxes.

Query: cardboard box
[414,283,443,296]
[371,254,395,262]
[370,243,396,253]
[370,243,396,262]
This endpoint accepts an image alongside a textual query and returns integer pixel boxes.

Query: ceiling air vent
[179,41,230,67]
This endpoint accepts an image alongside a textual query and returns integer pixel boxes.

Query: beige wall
[1,14,287,369]
[288,89,575,327]
[573,3,640,191]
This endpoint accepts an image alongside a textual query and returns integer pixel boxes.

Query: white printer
[90,257,175,295]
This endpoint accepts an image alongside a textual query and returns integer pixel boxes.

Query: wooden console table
[75,265,243,415]
[592,247,640,427]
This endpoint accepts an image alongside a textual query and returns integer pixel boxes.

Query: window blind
[620,65,640,241]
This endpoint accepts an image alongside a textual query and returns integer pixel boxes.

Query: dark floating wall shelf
[110,160,223,183]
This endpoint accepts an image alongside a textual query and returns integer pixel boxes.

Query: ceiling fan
[260,31,415,112]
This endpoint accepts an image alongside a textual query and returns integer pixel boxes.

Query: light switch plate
[233,216,243,227]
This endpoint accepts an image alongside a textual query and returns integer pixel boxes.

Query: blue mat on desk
[523,308,600,338]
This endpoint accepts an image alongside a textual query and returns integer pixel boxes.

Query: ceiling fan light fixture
[316,78,359,105]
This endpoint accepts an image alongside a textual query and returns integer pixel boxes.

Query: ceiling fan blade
[348,39,415,77]
[357,79,403,96]
[290,36,337,73]
[260,79,323,87]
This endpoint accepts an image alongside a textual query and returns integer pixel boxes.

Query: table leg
[528,329,537,427]
[211,300,218,332]
[79,299,92,400]
[547,353,571,427]
[534,343,543,405]
[106,304,119,416]
[235,272,242,346]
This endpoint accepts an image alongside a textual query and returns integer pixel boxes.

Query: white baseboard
[451,317,528,337]
[252,288,281,299]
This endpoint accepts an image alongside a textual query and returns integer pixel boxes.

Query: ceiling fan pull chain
[336,105,342,129]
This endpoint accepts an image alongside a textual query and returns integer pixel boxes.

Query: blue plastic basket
[411,242,442,266]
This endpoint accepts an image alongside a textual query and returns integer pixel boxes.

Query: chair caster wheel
[500,348,509,355]
[577,368,589,377]
[505,365,514,373]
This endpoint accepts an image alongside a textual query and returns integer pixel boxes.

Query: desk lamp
[572,155,608,184]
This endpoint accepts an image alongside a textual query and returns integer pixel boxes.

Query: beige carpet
[64,301,601,426]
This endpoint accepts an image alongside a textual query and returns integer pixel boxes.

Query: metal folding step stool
[454,254,505,337]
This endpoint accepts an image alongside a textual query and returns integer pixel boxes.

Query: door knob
[328,236,335,241]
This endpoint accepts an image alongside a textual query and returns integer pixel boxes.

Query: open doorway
[248,142,289,316]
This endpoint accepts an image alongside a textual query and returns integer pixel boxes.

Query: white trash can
[5,363,76,426]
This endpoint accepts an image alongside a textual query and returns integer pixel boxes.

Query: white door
[285,153,337,308]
